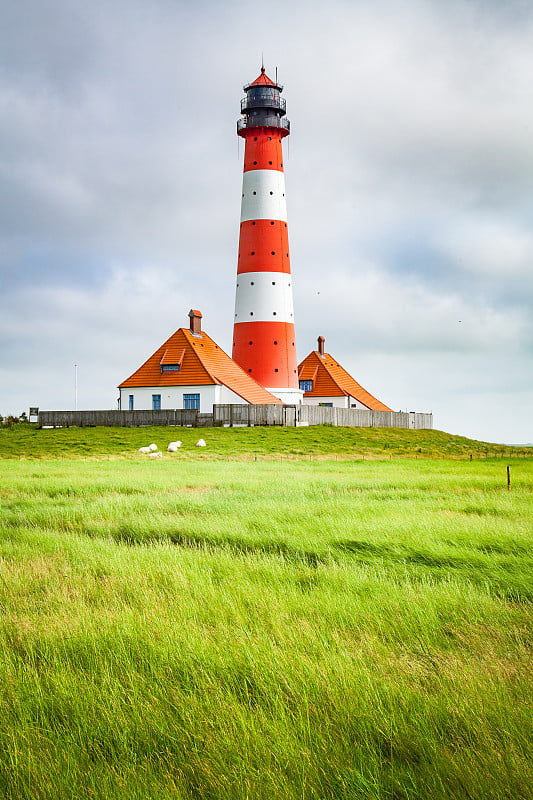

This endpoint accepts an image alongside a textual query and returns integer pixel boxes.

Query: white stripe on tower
[234,272,294,322]
[240,171,288,222]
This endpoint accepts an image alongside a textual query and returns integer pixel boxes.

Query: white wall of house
[266,387,304,405]
[120,383,247,412]
[302,395,370,409]
[218,384,253,405]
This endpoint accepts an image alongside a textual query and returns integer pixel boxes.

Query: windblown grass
[0,437,532,798]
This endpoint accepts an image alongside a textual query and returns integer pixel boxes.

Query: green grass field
[0,426,532,799]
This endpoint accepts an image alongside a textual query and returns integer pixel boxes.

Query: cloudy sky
[1,0,532,443]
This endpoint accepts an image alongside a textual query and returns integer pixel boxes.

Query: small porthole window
[248,368,252,372]
[281,163,283,167]
[274,368,278,372]
[250,281,255,285]
[269,160,272,165]
[249,341,253,345]
[284,223,287,228]
[252,221,256,225]
[254,136,257,141]
[271,251,275,255]
[273,311,277,316]
[269,191,273,195]
[253,191,256,195]
[242,193,244,198]
[272,281,276,285]
[274,340,278,345]
[253,161,257,165]
[250,311,254,316]
[251,251,255,255]
[268,136,271,140]
[270,221,274,225]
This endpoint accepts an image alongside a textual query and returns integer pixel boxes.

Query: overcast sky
[1,0,532,443]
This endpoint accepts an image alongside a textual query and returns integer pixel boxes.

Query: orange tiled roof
[119,327,282,405]
[298,350,393,411]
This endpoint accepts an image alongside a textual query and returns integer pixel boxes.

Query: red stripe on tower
[232,66,303,405]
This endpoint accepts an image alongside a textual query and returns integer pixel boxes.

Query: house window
[299,380,313,392]
[161,364,180,372]
[319,402,333,407]
[152,394,161,410]
[128,395,134,411]
[183,393,200,410]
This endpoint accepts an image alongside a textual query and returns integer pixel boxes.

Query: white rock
[195,439,206,447]
[148,443,158,451]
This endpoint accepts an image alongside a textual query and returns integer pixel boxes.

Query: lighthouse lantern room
[232,67,303,405]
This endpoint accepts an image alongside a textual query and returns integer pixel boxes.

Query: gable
[298,351,392,412]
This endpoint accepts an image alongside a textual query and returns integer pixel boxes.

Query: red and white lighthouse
[232,67,302,404]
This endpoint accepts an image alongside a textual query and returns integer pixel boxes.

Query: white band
[234,271,295,323]
[240,170,288,222]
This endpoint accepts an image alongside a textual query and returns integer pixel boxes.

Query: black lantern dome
[237,66,290,137]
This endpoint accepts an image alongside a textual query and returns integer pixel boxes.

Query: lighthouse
[232,67,302,405]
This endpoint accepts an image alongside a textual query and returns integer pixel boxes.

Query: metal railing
[237,117,290,133]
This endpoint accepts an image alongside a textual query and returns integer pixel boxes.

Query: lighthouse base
[265,387,304,405]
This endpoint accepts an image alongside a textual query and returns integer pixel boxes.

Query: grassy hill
[0,425,532,798]
[0,423,531,460]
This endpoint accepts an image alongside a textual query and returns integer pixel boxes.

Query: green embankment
[0,427,532,799]
[0,423,531,459]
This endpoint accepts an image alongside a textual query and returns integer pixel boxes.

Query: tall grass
[0,441,532,798]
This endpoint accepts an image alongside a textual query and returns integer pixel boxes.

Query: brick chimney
[189,309,202,336]
[317,335,325,356]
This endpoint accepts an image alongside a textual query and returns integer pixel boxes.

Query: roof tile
[119,327,282,405]
[298,351,392,411]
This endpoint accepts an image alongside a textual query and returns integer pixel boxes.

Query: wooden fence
[39,409,199,428]
[39,406,432,430]
[298,407,433,429]
[213,404,296,427]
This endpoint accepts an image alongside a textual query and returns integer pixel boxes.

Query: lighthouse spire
[232,66,302,404]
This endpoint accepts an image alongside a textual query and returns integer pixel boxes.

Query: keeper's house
[118,310,282,412]
[298,336,392,411]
